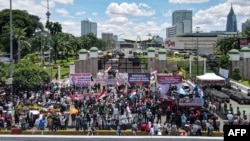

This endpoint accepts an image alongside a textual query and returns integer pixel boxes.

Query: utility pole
[196,26,200,76]
[46,0,52,78]
[9,0,13,95]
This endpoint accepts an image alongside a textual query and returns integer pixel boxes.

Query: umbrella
[30,110,39,115]
[69,108,78,114]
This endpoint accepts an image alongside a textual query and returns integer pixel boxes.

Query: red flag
[150,69,157,75]
[130,89,136,96]
[97,89,106,100]
[116,79,120,87]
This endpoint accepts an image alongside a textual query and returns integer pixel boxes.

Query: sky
[0,0,250,40]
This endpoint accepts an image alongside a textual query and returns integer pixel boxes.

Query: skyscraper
[226,4,237,32]
[166,10,192,38]
[172,10,192,33]
[81,19,97,36]
[242,19,250,33]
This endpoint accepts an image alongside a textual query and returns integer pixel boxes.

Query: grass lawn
[42,57,77,79]
[238,80,250,87]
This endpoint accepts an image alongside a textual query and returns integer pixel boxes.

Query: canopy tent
[196,73,225,81]
[196,73,226,86]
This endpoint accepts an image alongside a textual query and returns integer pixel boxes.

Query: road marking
[0,135,223,140]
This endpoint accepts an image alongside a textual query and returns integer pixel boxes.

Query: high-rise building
[226,4,237,32]
[81,19,97,36]
[172,10,192,33]
[166,10,192,38]
[242,19,250,33]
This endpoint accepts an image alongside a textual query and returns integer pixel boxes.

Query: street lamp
[196,26,200,76]
[9,0,13,94]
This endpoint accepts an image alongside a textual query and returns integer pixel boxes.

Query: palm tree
[242,26,250,37]
[216,35,238,55]
[13,27,31,62]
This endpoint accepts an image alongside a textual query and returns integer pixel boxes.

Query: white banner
[219,68,229,78]
[69,73,91,85]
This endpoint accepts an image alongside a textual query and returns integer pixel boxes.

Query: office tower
[172,10,192,33]
[242,19,250,33]
[81,19,97,36]
[226,4,237,32]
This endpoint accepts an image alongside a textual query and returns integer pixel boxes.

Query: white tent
[196,73,225,81]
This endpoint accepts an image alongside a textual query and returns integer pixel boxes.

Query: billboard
[156,75,182,94]
[69,73,91,86]
[179,98,204,107]
[128,73,150,86]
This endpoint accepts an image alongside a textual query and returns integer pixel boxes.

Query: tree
[216,36,238,55]
[242,26,250,37]
[231,67,242,81]
[45,21,62,35]
[13,27,31,61]
[219,55,230,69]
[13,60,50,90]
[0,62,8,83]
[80,33,105,50]
[0,9,42,56]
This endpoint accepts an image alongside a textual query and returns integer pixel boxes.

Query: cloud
[92,12,98,16]
[193,0,250,32]
[75,11,86,16]
[168,0,209,3]
[56,8,69,16]
[163,10,172,17]
[105,2,155,17]
[53,0,74,5]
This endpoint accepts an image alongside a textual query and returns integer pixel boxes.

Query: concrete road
[0,135,223,141]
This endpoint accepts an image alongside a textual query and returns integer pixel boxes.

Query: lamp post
[9,0,13,94]
[196,26,200,76]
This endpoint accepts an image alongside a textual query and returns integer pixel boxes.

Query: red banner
[157,75,182,84]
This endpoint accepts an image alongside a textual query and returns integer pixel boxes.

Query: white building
[165,32,238,55]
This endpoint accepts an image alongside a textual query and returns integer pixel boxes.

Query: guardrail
[0,129,224,136]
[230,80,249,94]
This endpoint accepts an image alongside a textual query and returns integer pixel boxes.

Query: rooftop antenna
[46,0,51,22]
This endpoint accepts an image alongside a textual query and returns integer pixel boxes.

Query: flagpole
[189,56,192,77]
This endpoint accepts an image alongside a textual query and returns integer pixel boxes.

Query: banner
[179,98,204,107]
[128,73,150,86]
[157,75,182,84]
[69,73,91,86]
[157,75,182,94]
[219,68,229,78]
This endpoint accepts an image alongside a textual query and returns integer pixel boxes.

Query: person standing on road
[39,117,46,135]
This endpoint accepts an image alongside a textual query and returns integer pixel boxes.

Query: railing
[229,80,249,94]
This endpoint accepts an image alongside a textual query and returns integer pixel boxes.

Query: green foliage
[0,62,8,83]
[219,55,230,69]
[215,36,238,55]
[23,53,40,63]
[13,60,50,90]
[193,56,198,61]
[79,33,105,50]
[0,9,43,53]
[163,68,168,73]
[231,67,242,81]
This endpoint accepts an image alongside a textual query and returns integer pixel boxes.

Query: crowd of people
[0,77,236,136]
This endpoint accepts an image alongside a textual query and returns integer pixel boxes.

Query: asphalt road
[0,135,223,141]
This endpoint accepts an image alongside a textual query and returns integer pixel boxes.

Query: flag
[104,65,112,73]
[115,79,120,87]
[130,89,136,96]
[97,89,106,100]
[150,69,157,75]
[157,86,161,89]
[119,88,126,94]
[144,87,150,91]
[125,80,131,87]
[126,105,131,113]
